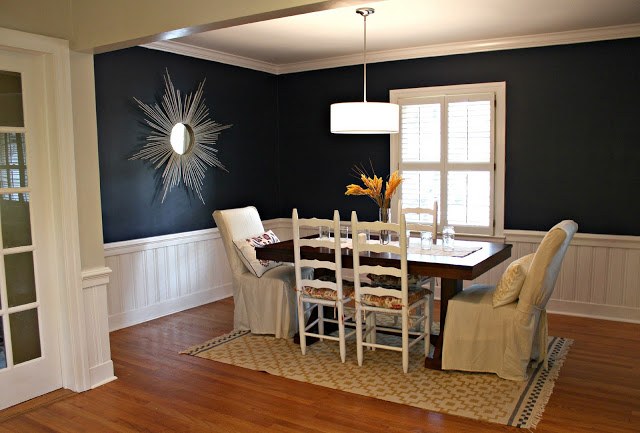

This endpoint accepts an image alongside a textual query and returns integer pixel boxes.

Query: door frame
[0,27,90,392]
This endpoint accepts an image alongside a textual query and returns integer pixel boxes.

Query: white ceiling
[150,0,640,74]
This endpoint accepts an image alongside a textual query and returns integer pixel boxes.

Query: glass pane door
[0,69,41,373]
[0,49,62,410]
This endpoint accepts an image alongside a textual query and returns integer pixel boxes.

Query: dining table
[256,236,512,369]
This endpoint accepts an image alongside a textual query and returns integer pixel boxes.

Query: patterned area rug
[182,329,572,429]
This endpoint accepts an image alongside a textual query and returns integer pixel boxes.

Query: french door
[0,49,62,409]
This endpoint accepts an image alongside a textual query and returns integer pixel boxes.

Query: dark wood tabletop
[257,237,511,281]
[256,237,512,369]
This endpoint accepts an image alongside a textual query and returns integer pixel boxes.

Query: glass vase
[378,207,391,244]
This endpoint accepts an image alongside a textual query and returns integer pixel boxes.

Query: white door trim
[0,27,89,392]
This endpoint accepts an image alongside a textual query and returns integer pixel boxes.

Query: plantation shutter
[398,92,495,235]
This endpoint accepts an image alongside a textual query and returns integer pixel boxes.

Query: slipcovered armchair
[442,220,578,380]
[213,206,309,338]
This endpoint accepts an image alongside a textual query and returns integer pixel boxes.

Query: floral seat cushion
[301,281,354,301]
[360,286,429,310]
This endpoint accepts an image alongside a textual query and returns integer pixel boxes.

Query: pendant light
[330,7,399,134]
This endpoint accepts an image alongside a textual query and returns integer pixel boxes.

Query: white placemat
[407,244,481,258]
[327,237,481,258]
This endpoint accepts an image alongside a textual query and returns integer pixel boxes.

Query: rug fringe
[527,338,573,429]
[180,329,250,356]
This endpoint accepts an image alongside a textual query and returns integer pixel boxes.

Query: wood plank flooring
[1,298,638,432]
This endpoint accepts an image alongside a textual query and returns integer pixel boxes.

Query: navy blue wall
[277,38,640,235]
[95,47,280,243]
[95,39,640,242]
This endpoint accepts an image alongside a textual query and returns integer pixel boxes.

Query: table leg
[424,278,463,369]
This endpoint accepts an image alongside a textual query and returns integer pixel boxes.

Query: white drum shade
[330,101,399,134]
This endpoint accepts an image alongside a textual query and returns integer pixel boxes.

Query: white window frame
[390,82,506,238]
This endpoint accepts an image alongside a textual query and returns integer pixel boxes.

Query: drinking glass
[318,226,330,239]
[442,225,455,251]
[340,225,349,241]
[420,231,433,250]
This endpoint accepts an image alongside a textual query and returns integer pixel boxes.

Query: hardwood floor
[2,298,638,432]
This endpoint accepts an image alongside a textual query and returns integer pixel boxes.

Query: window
[390,83,505,236]
[0,133,28,202]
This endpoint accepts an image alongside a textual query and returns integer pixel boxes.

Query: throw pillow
[233,230,282,277]
[492,253,535,307]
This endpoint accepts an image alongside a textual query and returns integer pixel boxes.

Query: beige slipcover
[213,206,310,338]
[442,220,578,380]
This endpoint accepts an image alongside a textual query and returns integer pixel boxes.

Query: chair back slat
[297,217,335,229]
[299,258,337,271]
[359,286,402,299]
[359,264,402,278]
[298,238,337,249]
[357,242,401,255]
[300,279,337,290]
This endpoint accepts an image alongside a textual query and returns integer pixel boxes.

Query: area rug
[181,328,572,429]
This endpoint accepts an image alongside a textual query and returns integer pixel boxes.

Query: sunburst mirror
[131,70,232,204]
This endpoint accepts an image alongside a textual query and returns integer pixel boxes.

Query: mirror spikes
[131,69,232,204]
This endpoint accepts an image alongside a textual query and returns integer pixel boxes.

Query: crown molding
[143,23,640,75]
[141,41,280,74]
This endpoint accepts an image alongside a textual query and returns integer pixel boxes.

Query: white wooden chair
[397,199,438,334]
[351,211,432,373]
[292,209,355,362]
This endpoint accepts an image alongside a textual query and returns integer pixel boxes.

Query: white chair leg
[297,293,306,355]
[367,311,376,350]
[356,305,364,366]
[318,303,324,340]
[402,306,409,373]
[338,302,346,363]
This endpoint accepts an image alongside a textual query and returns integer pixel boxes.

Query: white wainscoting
[104,219,639,330]
[495,230,640,323]
[104,228,235,331]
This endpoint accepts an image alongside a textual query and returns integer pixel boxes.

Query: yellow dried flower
[345,163,402,211]
[385,171,402,201]
[345,184,369,196]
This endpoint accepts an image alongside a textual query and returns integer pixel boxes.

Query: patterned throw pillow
[233,230,282,277]
[492,253,535,307]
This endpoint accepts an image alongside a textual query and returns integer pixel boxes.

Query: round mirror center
[170,122,193,155]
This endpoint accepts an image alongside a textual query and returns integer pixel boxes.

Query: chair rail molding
[104,219,640,328]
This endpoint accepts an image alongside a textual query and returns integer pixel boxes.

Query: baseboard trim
[546,299,640,324]
[89,361,117,389]
[108,284,233,332]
